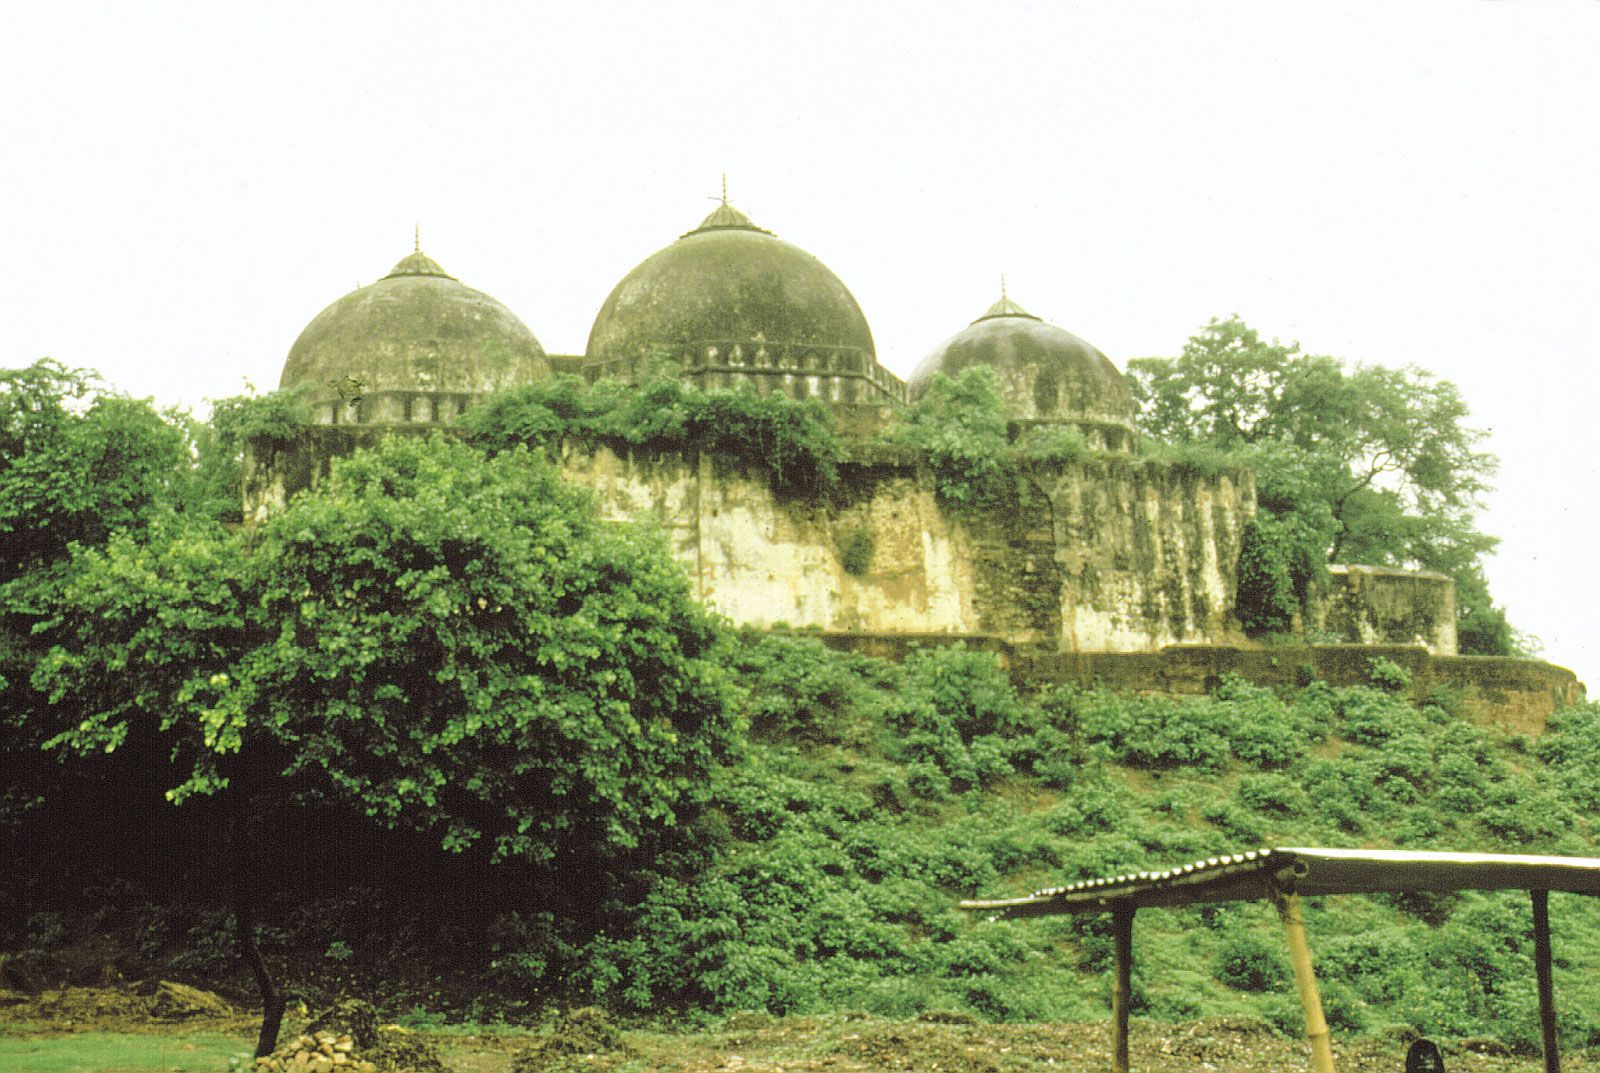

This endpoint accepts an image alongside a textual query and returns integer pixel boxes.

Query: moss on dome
[909,297,1135,430]
[585,205,875,364]
[281,250,548,407]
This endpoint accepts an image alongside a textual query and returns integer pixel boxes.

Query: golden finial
[414,223,420,254]
[1001,273,1007,301]
[708,175,729,205]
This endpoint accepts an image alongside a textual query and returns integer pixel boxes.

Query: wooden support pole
[1275,891,1334,1073]
[1111,904,1134,1073]
[1532,889,1560,1073]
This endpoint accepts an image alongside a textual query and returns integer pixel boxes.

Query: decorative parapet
[584,339,907,405]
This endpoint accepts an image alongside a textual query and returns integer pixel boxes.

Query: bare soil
[2,986,1596,1073]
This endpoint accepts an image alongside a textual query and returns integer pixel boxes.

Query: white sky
[2,1,1596,682]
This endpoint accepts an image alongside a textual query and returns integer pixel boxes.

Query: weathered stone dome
[909,294,1137,442]
[586,204,876,366]
[282,248,549,424]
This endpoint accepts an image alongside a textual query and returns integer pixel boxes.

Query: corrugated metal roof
[960,847,1600,918]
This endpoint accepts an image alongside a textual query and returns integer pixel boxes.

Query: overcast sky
[3,1,1596,682]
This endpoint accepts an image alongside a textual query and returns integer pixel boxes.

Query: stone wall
[1311,564,1458,655]
[816,635,1586,736]
[246,429,1461,661]
[562,444,1254,652]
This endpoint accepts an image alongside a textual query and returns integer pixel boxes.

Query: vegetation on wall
[1128,316,1517,653]
[881,367,1012,509]
[461,367,845,499]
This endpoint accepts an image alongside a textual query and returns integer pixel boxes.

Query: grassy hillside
[558,634,1600,1050]
[7,633,1599,1053]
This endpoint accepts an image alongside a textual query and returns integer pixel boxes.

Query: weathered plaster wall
[563,447,982,635]
[561,445,1253,652]
[247,430,1252,651]
[1311,564,1458,655]
[1033,460,1252,652]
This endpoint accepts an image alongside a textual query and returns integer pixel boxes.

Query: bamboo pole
[1532,889,1560,1073]
[1111,904,1134,1073]
[1275,891,1334,1073]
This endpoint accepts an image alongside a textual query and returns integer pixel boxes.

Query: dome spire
[385,232,455,280]
[975,278,1038,322]
[687,180,772,236]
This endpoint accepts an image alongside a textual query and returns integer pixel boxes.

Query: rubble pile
[252,1030,375,1073]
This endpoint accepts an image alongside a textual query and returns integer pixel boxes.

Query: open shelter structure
[961,847,1600,1073]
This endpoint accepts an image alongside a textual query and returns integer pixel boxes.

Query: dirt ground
[3,985,1596,1073]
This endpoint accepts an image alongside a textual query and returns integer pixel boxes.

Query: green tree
[1129,317,1514,650]
[0,361,203,833]
[0,359,192,583]
[33,434,737,1052]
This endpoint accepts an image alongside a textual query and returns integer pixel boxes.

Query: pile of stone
[253,1030,377,1073]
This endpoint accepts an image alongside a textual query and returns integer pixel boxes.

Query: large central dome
[586,203,876,368]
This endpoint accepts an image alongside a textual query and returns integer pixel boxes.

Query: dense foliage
[461,369,845,499]
[32,434,736,867]
[3,359,1583,1054]
[1128,317,1515,650]
[0,360,220,832]
[882,367,1013,509]
[536,638,1600,1050]
[0,360,195,583]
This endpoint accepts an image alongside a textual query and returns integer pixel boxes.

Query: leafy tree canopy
[0,359,193,586]
[1128,317,1515,650]
[34,434,738,866]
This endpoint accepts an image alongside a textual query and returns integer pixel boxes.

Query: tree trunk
[230,793,285,1058]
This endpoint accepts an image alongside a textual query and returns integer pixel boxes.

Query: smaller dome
[282,247,549,424]
[909,294,1137,433]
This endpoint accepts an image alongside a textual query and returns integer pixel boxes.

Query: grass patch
[0,1031,250,1073]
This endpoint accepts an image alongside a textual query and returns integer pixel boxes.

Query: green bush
[1233,513,1327,634]
[463,369,845,500]
[881,367,1012,510]
[837,527,874,576]
[1213,929,1290,992]
[1366,656,1414,693]
[1080,692,1230,772]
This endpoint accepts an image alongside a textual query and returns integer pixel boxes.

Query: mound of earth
[0,981,250,1035]
[510,1006,632,1073]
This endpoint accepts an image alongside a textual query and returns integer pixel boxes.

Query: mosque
[254,196,1483,684]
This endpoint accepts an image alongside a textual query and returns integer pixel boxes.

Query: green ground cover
[8,634,1599,1053]
[0,1031,249,1073]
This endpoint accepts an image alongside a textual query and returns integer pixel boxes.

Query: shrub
[882,367,1012,510]
[837,526,874,576]
[1080,692,1230,772]
[1014,424,1089,466]
[1214,929,1289,992]
[1234,514,1325,633]
[1366,656,1413,693]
